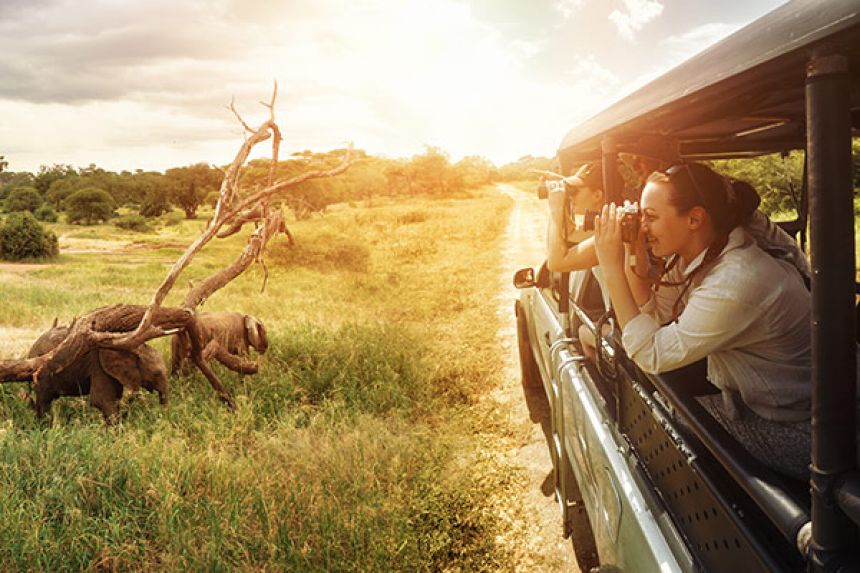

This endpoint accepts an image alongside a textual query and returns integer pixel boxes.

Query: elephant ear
[244,316,269,353]
[98,349,143,392]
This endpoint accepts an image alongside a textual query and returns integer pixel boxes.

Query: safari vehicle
[513,1,860,571]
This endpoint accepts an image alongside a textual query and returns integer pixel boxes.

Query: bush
[64,187,115,225]
[0,211,59,260]
[159,211,184,227]
[139,197,171,218]
[4,187,42,213]
[204,190,221,208]
[114,214,150,232]
[34,204,59,222]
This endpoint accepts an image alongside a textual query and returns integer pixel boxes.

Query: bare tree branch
[0,85,353,407]
[227,97,255,134]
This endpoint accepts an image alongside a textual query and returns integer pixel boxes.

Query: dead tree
[0,84,352,409]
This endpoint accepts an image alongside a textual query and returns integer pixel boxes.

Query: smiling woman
[592,162,815,479]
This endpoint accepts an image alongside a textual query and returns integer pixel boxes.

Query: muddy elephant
[26,325,168,423]
[170,311,268,375]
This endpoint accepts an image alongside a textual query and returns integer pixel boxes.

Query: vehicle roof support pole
[806,52,857,572]
[601,136,623,205]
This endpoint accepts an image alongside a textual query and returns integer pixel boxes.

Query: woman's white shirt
[621,225,811,422]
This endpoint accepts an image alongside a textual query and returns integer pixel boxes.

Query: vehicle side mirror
[513,267,536,289]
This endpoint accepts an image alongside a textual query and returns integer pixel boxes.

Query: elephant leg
[187,321,235,409]
[154,375,169,407]
[90,370,123,425]
[170,333,189,376]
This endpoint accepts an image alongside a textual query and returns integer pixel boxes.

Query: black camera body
[620,203,641,243]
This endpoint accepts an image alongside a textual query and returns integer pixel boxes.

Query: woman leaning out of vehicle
[592,162,816,480]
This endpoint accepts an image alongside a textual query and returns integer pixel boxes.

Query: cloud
[0,0,622,171]
[608,0,663,40]
[555,0,585,20]
[565,55,619,92]
[660,21,741,60]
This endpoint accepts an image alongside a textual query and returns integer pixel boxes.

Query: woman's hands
[593,201,644,329]
[547,178,567,218]
[593,202,627,277]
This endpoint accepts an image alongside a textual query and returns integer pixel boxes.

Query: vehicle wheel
[515,300,542,390]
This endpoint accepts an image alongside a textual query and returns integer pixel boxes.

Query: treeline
[0,148,553,227]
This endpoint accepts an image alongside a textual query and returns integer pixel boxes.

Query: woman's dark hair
[647,162,761,233]
[646,162,762,322]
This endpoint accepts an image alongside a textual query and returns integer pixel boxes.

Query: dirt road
[491,183,583,572]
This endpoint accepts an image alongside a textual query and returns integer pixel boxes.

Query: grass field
[0,188,533,572]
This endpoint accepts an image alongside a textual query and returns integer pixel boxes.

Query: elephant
[26,325,169,424]
[170,311,268,375]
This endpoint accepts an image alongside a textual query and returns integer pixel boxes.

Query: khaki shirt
[621,224,812,422]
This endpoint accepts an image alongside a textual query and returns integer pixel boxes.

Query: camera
[619,203,641,243]
[536,179,566,199]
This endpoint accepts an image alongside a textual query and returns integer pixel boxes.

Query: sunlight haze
[0,0,789,172]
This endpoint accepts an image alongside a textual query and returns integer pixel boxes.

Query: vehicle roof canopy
[557,0,860,171]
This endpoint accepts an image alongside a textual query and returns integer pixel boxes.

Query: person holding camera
[592,162,813,479]
[545,162,604,271]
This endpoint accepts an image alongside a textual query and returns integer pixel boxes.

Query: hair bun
[730,180,761,224]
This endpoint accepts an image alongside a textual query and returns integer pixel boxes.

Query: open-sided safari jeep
[514,1,860,571]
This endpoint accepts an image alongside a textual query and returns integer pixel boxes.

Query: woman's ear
[687,206,707,230]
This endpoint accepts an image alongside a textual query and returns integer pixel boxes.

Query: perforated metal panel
[619,377,774,573]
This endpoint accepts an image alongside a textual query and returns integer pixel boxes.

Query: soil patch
[490,183,581,572]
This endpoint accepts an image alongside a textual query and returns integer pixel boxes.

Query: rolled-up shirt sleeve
[622,280,761,374]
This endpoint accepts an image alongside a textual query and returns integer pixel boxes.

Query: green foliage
[496,155,554,182]
[64,187,116,225]
[33,204,58,222]
[159,210,184,226]
[165,163,222,219]
[0,193,524,571]
[114,213,151,232]
[203,190,221,208]
[45,176,81,210]
[4,187,42,213]
[268,230,370,272]
[0,211,58,260]
[853,138,860,190]
[710,152,804,216]
[32,164,76,195]
[138,193,172,217]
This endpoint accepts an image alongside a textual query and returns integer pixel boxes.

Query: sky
[0,0,790,173]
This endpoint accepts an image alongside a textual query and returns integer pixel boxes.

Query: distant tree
[165,163,222,219]
[64,187,116,225]
[33,164,77,195]
[453,155,496,190]
[497,155,554,181]
[4,187,43,213]
[0,156,8,173]
[384,159,415,195]
[341,158,388,206]
[34,203,59,222]
[0,211,58,261]
[45,177,81,209]
[409,146,451,195]
[132,171,171,216]
[711,151,804,216]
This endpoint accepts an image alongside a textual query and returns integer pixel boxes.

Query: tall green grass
[0,189,528,571]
